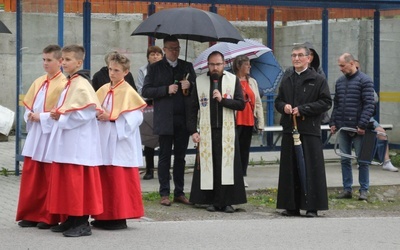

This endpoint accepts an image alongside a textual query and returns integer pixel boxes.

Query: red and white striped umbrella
[193,39,271,74]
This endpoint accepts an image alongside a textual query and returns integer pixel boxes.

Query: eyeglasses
[165,47,181,52]
[208,63,224,67]
[291,53,308,59]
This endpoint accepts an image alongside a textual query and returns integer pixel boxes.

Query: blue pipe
[148,2,156,46]
[58,0,64,47]
[266,7,275,146]
[15,0,22,175]
[83,1,91,70]
[322,8,329,80]
[373,10,380,122]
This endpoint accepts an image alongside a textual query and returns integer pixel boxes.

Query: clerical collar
[167,59,178,67]
[295,67,308,75]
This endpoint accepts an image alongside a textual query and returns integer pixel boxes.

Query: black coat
[274,68,331,211]
[142,57,196,135]
[275,68,332,136]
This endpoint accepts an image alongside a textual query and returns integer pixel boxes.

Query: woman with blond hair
[232,55,264,187]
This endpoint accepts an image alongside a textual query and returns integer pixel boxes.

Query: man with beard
[275,44,332,217]
[188,51,246,213]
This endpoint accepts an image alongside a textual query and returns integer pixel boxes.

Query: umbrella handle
[292,114,298,131]
[195,143,200,170]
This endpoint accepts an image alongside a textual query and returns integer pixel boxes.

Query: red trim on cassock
[92,166,144,220]
[47,163,103,216]
[16,157,64,224]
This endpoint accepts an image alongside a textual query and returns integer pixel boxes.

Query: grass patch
[142,191,163,202]
[141,186,400,214]
[246,186,400,210]
[1,168,9,176]
[247,188,277,208]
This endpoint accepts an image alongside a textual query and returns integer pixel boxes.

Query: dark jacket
[330,70,375,130]
[91,66,136,91]
[275,68,332,136]
[73,69,91,83]
[142,56,196,135]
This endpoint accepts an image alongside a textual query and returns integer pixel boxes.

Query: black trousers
[158,126,189,197]
[144,146,155,170]
[237,125,253,176]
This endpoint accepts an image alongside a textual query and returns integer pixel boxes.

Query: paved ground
[1,136,400,249]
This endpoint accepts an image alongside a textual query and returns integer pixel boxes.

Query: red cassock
[16,157,64,224]
[46,163,104,216]
[92,166,144,220]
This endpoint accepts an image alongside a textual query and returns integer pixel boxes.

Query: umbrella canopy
[139,106,159,149]
[193,39,283,94]
[292,115,307,196]
[0,20,12,34]
[250,52,283,94]
[131,7,243,43]
[193,39,271,73]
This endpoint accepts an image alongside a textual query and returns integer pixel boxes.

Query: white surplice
[45,88,102,166]
[22,85,55,163]
[98,93,144,167]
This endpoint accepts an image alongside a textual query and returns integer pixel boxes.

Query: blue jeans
[338,131,369,192]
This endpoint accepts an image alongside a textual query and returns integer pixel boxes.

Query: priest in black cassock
[275,44,332,217]
[188,51,246,213]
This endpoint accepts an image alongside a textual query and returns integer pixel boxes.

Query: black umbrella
[292,115,307,196]
[139,106,159,149]
[0,20,12,34]
[131,7,243,43]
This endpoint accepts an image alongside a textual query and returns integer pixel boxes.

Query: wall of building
[0,12,399,142]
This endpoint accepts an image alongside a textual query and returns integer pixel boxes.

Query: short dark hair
[147,46,163,59]
[207,51,225,62]
[43,44,62,59]
[62,44,85,61]
[292,44,310,55]
[163,35,178,44]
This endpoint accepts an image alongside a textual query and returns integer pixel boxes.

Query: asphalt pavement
[1,135,400,249]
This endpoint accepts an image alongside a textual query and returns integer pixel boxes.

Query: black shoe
[206,205,216,212]
[305,211,318,218]
[102,219,127,230]
[18,220,38,227]
[62,222,92,237]
[224,205,234,213]
[50,218,73,233]
[359,190,368,201]
[281,209,300,217]
[337,191,352,199]
[90,220,106,229]
[37,222,58,229]
[143,171,154,180]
